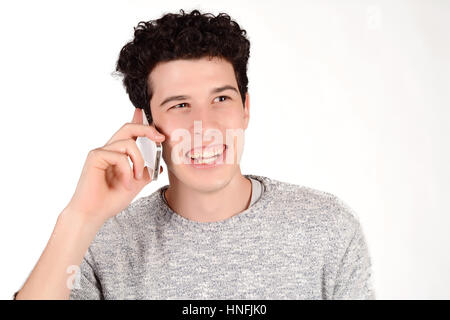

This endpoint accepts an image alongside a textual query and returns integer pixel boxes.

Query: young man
[14,9,375,300]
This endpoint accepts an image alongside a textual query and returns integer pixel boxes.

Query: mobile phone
[135,109,162,181]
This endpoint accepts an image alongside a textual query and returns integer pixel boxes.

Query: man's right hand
[65,108,165,224]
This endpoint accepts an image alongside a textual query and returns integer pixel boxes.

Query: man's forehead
[155,56,226,67]
[151,57,231,78]
[148,57,235,94]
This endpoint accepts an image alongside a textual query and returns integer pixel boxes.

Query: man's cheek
[162,128,193,165]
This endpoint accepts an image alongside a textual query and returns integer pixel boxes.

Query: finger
[101,138,146,180]
[105,122,165,146]
[89,148,133,190]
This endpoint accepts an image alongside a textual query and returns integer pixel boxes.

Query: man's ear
[243,92,250,130]
[132,107,143,124]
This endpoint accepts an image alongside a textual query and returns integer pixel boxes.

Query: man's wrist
[57,206,105,236]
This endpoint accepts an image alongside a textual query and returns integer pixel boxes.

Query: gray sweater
[67,174,375,300]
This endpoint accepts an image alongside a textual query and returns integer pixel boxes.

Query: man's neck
[164,169,252,223]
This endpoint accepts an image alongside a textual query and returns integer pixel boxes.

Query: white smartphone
[135,109,162,181]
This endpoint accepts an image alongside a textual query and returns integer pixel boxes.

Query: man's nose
[188,108,223,140]
[191,104,214,121]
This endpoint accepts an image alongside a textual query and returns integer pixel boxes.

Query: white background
[0,0,449,299]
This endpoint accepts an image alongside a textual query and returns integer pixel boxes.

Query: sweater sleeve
[69,248,103,300]
[332,220,376,300]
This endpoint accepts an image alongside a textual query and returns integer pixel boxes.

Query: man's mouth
[186,144,227,164]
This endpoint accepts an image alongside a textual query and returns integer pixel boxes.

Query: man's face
[148,56,250,192]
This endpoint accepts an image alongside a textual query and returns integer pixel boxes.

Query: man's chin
[167,163,238,194]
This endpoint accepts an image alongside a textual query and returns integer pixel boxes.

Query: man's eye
[170,103,188,110]
[170,96,230,110]
[215,96,230,102]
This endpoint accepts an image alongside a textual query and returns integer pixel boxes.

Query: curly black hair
[114,8,251,124]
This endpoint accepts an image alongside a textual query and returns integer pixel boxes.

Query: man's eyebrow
[159,85,239,107]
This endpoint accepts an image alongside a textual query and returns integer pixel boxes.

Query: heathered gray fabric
[248,177,262,206]
[68,174,375,300]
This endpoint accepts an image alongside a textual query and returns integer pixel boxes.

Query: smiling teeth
[195,155,219,164]
[190,146,224,159]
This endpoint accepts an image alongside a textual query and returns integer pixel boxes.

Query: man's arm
[15,207,105,300]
